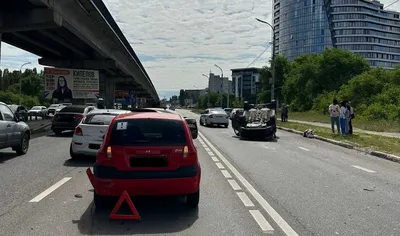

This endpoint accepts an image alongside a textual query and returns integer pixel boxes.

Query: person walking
[339,101,348,136]
[329,98,340,134]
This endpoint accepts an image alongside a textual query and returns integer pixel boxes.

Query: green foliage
[0,68,46,107]
[258,55,291,103]
[263,47,400,123]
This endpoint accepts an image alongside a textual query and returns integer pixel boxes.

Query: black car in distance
[51,105,96,135]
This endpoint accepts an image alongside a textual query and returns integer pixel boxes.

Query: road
[26,118,51,131]
[0,110,399,236]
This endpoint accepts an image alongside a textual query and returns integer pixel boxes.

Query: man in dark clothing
[97,98,105,109]
[281,104,288,122]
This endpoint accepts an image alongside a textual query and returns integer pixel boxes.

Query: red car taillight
[52,115,57,121]
[75,115,84,120]
[182,145,197,165]
[74,127,83,136]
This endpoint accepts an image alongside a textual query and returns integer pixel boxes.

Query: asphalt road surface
[0,110,399,236]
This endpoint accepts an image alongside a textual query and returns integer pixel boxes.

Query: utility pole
[202,74,210,107]
[214,64,226,107]
[19,62,31,105]
[256,18,276,102]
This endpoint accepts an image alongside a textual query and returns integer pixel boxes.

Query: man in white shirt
[328,98,340,134]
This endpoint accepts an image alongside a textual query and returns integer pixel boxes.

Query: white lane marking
[199,132,298,236]
[263,146,276,150]
[228,179,242,191]
[221,169,232,178]
[215,162,225,169]
[29,177,72,203]
[249,210,275,233]
[205,147,211,152]
[298,147,310,151]
[351,165,376,173]
[207,151,214,156]
[237,192,255,207]
[210,155,219,162]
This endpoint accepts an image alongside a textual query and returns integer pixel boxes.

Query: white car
[69,109,131,159]
[199,109,230,128]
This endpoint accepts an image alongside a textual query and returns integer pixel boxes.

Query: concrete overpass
[0,0,159,107]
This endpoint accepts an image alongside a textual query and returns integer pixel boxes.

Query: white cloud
[1,0,399,97]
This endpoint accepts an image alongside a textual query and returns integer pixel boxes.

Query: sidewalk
[289,119,400,139]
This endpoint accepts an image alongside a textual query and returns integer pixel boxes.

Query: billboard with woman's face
[44,68,99,102]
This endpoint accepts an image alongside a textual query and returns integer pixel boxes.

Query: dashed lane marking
[210,155,219,162]
[298,147,310,152]
[250,210,275,233]
[215,162,225,169]
[227,179,242,191]
[351,165,376,173]
[29,177,72,203]
[237,192,255,207]
[221,169,232,178]
[199,132,298,236]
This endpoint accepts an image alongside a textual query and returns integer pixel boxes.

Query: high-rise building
[231,68,261,104]
[208,73,231,94]
[273,0,333,61]
[273,0,400,68]
[325,0,400,69]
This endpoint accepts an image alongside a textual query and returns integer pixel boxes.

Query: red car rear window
[109,118,187,146]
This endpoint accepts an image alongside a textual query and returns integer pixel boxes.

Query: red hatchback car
[87,111,201,208]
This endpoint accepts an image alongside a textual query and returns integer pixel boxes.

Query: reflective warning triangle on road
[109,191,141,221]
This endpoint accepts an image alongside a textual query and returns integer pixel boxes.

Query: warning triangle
[109,191,141,221]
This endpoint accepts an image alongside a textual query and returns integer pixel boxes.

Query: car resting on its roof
[231,101,277,140]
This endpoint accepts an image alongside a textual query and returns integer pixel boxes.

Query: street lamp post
[19,62,31,105]
[256,18,276,102]
[202,74,210,107]
[214,64,228,108]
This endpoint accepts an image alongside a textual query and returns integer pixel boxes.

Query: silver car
[199,109,230,128]
[0,102,30,155]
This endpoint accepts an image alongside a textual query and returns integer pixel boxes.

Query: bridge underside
[0,0,158,107]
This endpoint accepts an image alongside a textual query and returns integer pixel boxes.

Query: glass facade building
[325,0,400,69]
[273,0,333,61]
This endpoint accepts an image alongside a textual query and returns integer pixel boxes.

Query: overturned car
[231,102,277,140]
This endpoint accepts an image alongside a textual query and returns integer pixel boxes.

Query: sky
[1,0,399,99]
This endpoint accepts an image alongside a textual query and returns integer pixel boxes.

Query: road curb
[31,123,52,135]
[277,126,400,164]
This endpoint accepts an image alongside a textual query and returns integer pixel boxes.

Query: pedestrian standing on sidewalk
[339,101,348,136]
[328,98,340,134]
[347,101,354,135]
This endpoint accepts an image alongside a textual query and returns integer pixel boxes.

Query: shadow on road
[64,157,95,167]
[231,135,279,142]
[78,196,199,235]
[0,151,17,164]
[47,131,74,138]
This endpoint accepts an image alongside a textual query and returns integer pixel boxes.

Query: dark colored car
[86,112,201,209]
[8,105,29,122]
[51,105,96,135]
[130,108,198,139]
[0,102,30,155]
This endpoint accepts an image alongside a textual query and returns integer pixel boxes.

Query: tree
[282,48,370,111]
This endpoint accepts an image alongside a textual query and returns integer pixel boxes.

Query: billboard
[44,67,99,102]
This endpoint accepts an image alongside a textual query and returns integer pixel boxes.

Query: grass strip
[287,111,400,133]
[278,121,400,157]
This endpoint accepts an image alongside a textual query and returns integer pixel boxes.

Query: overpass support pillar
[99,72,115,109]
